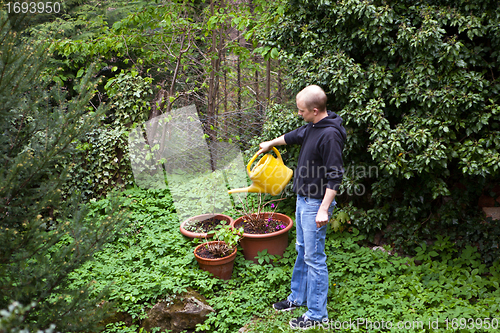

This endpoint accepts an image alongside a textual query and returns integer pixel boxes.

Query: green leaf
[270,47,279,59]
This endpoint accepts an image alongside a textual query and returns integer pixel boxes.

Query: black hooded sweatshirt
[284,111,346,199]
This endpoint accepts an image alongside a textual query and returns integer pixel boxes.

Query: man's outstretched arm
[259,135,287,153]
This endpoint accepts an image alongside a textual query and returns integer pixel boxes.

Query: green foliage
[62,125,134,200]
[70,187,203,319]
[0,11,126,332]
[70,187,295,331]
[248,103,304,170]
[212,225,244,250]
[30,0,271,200]
[45,0,210,99]
[12,1,161,200]
[27,1,153,40]
[245,228,500,333]
[104,321,162,333]
[60,69,153,200]
[70,187,500,333]
[330,210,349,232]
[265,0,500,258]
[167,169,237,221]
[199,225,244,258]
[0,302,55,333]
[104,70,153,126]
[20,0,293,201]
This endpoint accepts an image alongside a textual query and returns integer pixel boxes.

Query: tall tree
[0,11,125,332]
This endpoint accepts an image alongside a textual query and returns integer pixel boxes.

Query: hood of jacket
[312,111,347,141]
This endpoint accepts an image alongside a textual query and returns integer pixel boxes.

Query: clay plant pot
[194,241,237,280]
[180,214,234,239]
[230,212,293,264]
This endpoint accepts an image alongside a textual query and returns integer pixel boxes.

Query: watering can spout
[227,147,293,196]
[227,184,262,195]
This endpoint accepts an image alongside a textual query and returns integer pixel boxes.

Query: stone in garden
[483,207,500,221]
[100,311,134,327]
[141,289,214,333]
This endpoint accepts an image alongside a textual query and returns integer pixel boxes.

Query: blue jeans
[287,194,336,321]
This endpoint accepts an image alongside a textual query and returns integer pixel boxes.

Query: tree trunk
[255,56,260,113]
[277,59,283,104]
[236,30,242,143]
[223,48,228,138]
[266,57,271,105]
[237,30,242,113]
[207,0,218,145]
[207,0,226,170]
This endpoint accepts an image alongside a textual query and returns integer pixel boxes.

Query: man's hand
[316,209,329,228]
[316,188,337,228]
[259,141,274,154]
[258,135,286,154]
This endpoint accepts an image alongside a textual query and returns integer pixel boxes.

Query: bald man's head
[296,85,327,112]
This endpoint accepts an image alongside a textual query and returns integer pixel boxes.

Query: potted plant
[230,194,293,263]
[180,213,233,239]
[193,225,244,280]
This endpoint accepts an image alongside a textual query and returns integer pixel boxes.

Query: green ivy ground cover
[71,187,500,333]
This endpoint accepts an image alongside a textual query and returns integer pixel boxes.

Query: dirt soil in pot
[241,218,288,234]
[185,217,229,234]
[195,246,233,259]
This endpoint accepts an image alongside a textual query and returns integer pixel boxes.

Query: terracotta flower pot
[180,214,234,239]
[194,241,237,280]
[230,212,293,264]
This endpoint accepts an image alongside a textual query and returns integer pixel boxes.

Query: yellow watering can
[228,147,293,196]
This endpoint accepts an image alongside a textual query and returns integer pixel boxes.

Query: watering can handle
[246,146,283,174]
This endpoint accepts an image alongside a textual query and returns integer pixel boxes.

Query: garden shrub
[261,0,500,261]
[60,69,153,200]
[63,126,134,200]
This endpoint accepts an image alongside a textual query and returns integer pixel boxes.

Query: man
[258,85,346,329]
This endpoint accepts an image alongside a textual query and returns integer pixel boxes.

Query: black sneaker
[289,315,323,330]
[272,299,298,311]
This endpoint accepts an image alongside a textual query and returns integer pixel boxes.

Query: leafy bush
[62,126,134,200]
[70,188,192,320]
[247,103,304,170]
[104,70,153,127]
[60,69,154,200]
[264,0,500,259]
